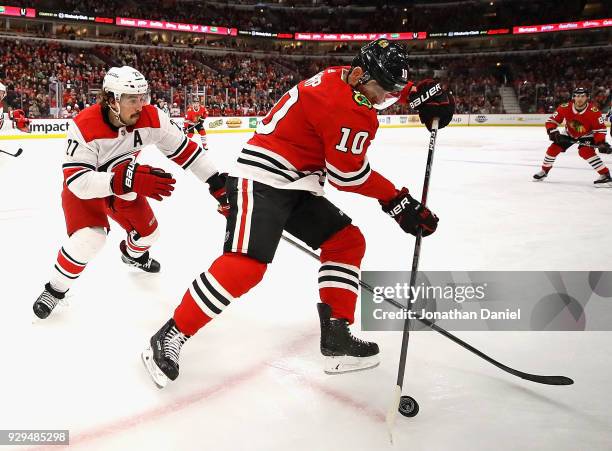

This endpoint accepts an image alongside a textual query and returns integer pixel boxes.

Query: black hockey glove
[380,188,439,237]
[408,79,455,131]
[207,172,230,217]
[547,129,575,148]
[596,142,612,154]
[194,117,205,132]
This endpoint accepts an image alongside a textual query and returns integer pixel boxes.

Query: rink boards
[2,113,600,141]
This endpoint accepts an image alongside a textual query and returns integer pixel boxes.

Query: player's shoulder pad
[73,104,116,143]
[133,104,162,130]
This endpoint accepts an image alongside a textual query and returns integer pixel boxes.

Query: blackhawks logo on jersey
[568,119,586,134]
[353,91,373,109]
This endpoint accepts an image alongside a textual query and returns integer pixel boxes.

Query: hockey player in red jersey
[33,66,229,320]
[184,98,209,148]
[533,87,611,187]
[0,82,30,133]
[142,39,455,387]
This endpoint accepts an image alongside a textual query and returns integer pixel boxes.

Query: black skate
[594,173,612,188]
[533,170,548,181]
[142,318,190,388]
[33,283,66,319]
[317,303,379,374]
[120,240,160,273]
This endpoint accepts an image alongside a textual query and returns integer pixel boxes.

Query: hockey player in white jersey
[33,66,229,320]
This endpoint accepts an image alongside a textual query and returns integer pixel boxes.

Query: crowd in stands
[511,50,611,113]
[1,38,610,120]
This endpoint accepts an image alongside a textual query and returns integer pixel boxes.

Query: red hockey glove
[111,162,175,201]
[10,109,30,133]
[408,79,455,131]
[207,172,230,217]
[380,187,439,237]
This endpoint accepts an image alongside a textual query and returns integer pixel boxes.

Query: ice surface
[1,127,611,450]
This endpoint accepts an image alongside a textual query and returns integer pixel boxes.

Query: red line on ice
[23,330,384,450]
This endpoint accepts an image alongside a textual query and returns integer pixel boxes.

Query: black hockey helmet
[573,87,589,96]
[351,39,410,92]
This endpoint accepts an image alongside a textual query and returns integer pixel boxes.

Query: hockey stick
[184,119,205,135]
[281,232,573,387]
[385,118,439,436]
[0,147,23,157]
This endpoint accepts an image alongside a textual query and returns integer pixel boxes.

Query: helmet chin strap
[109,95,127,127]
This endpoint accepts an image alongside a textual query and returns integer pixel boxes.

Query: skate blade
[323,355,380,375]
[594,182,612,188]
[141,346,169,389]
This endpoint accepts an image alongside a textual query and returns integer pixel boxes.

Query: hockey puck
[398,396,419,417]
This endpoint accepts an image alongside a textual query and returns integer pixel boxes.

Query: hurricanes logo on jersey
[568,120,586,135]
[353,91,372,109]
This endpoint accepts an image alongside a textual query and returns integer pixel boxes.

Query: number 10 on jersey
[335,127,369,155]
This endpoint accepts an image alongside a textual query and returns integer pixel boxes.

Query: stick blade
[520,373,574,385]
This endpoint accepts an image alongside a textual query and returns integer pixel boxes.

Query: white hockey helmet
[102,66,149,102]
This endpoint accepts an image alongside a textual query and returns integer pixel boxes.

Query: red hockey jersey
[546,101,607,143]
[233,66,407,201]
[185,106,208,131]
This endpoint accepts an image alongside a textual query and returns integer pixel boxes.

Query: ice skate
[142,318,190,388]
[317,303,379,374]
[533,170,548,181]
[120,240,161,273]
[593,173,612,188]
[33,283,66,320]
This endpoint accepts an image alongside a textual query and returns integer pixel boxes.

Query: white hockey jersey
[63,103,217,199]
[0,106,12,132]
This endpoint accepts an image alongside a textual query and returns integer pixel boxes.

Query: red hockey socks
[173,253,267,335]
[318,225,366,324]
[578,146,610,175]
[541,143,563,173]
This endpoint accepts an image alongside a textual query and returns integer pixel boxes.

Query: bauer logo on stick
[409,83,442,109]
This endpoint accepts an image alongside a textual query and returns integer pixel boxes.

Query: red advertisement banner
[513,18,612,34]
[116,17,237,36]
[294,32,426,41]
[0,5,35,18]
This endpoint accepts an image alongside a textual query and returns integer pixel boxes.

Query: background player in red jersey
[533,87,611,187]
[33,66,229,320]
[0,82,30,133]
[142,39,454,388]
[184,98,209,148]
